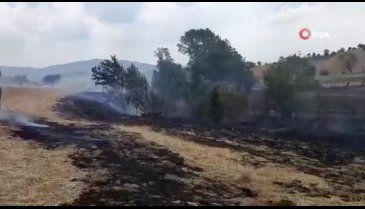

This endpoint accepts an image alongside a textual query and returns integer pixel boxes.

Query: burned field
[52,94,365,205]
[9,119,255,206]
[0,88,364,205]
[145,120,365,204]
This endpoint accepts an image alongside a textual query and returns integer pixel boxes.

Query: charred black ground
[6,92,365,205]
[59,93,365,204]
[10,119,254,206]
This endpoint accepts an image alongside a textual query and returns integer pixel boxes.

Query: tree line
[91,28,256,123]
[91,28,361,123]
[0,71,61,87]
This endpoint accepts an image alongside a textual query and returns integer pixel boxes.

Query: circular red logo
[299,28,311,40]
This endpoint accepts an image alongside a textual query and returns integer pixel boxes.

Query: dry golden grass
[252,48,365,82]
[317,48,365,75]
[0,86,89,205]
[2,86,64,119]
[117,125,363,206]
[0,126,86,205]
[1,86,96,127]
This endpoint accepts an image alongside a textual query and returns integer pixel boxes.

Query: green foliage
[152,48,187,101]
[92,55,126,93]
[324,49,329,56]
[178,28,255,95]
[125,64,147,90]
[152,47,188,117]
[218,88,248,122]
[91,55,149,113]
[43,74,60,87]
[195,87,248,124]
[124,64,149,112]
[263,55,319,118]
[358,44,365,50]
[339,52,357,74]
[209,88,224,124]
[195,87,223,124]
[147,90,164,113]
[175,28,255,119]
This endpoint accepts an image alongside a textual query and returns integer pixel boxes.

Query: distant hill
[315,48,365,76]
[251,47,365,88]
[0,59,157,91]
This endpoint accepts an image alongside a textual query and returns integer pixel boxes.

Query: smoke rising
[0,111,49,128]
[70,92,137,116]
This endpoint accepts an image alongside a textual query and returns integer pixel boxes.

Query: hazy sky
[1,2,365,67]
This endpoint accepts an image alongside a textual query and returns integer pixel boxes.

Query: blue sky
[0,2,365,67]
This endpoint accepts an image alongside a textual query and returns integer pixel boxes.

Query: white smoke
[74,92,137,116]
[0,111,49,128]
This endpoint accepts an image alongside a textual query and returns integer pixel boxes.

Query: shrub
[319,69,329,76]
[195,86,248,123]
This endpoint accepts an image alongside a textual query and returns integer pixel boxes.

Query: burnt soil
[4,93,364,205]
[9,119,253,206]
[54,93,365,204]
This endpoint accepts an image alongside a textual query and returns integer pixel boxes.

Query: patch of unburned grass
[0,126,86,205]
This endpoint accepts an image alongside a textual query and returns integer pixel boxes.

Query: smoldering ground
[0,111,49,128]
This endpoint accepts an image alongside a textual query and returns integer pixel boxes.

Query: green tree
[43,74,60,87]
[124,64,149,113]
[152,47,188,117]
[152,47,187,100]
[91,55,126,94]
[263,55,319,118]
[177,28,255,118]
[358,44,365,50]
[219,87,248,122]
[339,52,357,74]
[91,55,150,113]
[324,49,330,56]
[178,28,255,94]
[209,88,223,124]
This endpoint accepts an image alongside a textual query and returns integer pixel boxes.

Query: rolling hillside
[0,59,156,91]
[251,47,365,87]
